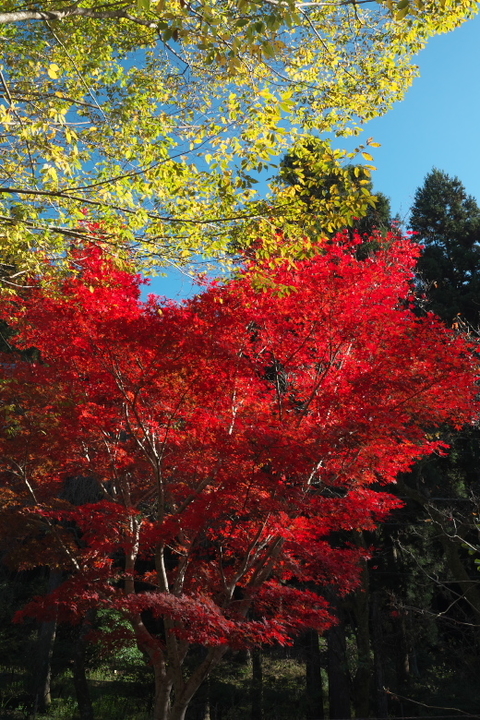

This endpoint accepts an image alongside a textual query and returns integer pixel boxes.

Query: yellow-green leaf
[47,64,61,79]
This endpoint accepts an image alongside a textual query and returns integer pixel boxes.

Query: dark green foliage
[410,168,480,325]
[372,167,480,717]
[279,140,392,240]
[0,318,39,360]
[0,568,50,716]
[387,175,480,718]
[0,319,16,354]
[0,569,49,667]
[353,191,392,237]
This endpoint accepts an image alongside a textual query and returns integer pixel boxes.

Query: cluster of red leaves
[0,233,477,648]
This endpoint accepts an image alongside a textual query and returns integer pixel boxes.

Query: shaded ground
[0,653,307,720]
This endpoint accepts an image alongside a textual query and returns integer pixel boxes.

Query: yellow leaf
[47,64,61,79]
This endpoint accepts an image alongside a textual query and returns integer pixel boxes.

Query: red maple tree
[0,232,477,720]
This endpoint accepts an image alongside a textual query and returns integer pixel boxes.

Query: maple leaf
[0,231,478,720]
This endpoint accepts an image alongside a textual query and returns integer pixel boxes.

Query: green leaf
[262,42,276,58]
[395,4,410,19]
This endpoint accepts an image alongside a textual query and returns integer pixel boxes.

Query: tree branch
[0,0,380,27]
[0,5,158,29]
[0,186,292,224]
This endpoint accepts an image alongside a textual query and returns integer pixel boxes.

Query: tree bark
[250,648,263,720]
[0,7,157,28]
[304,630,324,720]
[393,610,410,691]
[371,592,388,719]
[186,679,211,720]
[326,590,351,720]
[351,554,372,719]
[32,617,57,714]
[72,610,95,720]
[134,623,228,720]
[30,570,62,714]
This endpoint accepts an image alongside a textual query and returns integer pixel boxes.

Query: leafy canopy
[0,230,477,720]
[0,0,477,285]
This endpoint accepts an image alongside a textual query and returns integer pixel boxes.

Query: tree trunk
[304,630,324,720]
[371,592,388,719]
[72,610,95,720]
[326,590,351,720]
[30,570,62,714]
[150,663,172,720]
[169,705,189,720]
[250,648,263,720]
[394,610,412,692]
[351,554,372,719]
[186,675,211,719]
[142,635,228,720]
[32,618,57,714]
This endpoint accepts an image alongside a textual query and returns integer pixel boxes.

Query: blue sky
[358,11,480,222]
[147,11,480,299]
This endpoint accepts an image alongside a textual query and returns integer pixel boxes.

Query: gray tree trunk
[30,570,62,714]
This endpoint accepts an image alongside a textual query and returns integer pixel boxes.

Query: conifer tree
[410,168,480,325]
[370,169,480,717]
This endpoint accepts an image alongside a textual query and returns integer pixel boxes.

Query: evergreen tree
[365,169,480,717]
[410,168,480,325]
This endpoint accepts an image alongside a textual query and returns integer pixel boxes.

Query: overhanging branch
[0,186,292,225]
[0,5,158,28]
